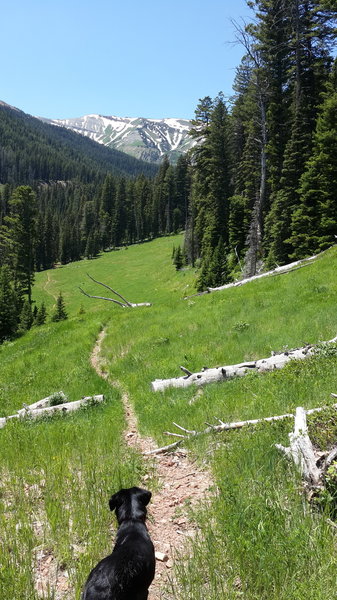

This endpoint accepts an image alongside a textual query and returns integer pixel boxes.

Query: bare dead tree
[231,19,269,277]
[79,273,152,308]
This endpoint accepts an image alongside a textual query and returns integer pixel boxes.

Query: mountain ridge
[38,113,196,164]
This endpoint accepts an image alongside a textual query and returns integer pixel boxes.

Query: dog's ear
[109,490,123,512]
[138,489,152,506]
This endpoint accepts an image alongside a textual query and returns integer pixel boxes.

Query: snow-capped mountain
[38,114,195,164]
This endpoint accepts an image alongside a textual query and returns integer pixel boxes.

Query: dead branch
[145,400,337,455]
[86,273,133,306]
[180,366,193,377]
[80,274,152,308]
[151,335,337,392]
[79,287,127,307]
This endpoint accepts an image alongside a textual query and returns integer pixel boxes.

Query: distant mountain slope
[0,101,157,186]
[39,114,196,164]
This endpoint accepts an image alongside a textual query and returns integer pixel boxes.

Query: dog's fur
[82,487,155,600]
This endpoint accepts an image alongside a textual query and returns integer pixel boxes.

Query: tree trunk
[151,336,337,392]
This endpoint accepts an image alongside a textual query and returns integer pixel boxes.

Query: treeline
[0,156,191,341]
[182,0,337,290]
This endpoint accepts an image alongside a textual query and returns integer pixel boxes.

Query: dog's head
[109,487,152,524]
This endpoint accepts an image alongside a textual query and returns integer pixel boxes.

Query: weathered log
[0,395,104,429]
[276,407,322,486]
[151,336,337,392]
[21,395,104,419]
[80,274,152,308]
[207,253,319,293]
[16,391,67,416]
[183,253,322,301]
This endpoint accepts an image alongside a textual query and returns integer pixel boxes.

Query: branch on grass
[79,287,127,307]
[80,274,152,308]
[145,397,337,455]
[86,273,133,307]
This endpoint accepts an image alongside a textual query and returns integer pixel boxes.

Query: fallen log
[275,406,322,486]
[151,336,337,392]
[183,253,319,299]
[183,251,330,301]
[0,395,104,429]
[16,391,68,416]
[145,396,337,455]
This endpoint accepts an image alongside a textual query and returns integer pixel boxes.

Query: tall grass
[0,237,336,598]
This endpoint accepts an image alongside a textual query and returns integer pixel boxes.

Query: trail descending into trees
[91,328,214,600]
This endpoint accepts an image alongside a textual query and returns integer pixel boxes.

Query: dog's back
[82,487,155,600]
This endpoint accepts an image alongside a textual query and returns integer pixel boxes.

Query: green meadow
[1,235,337,599]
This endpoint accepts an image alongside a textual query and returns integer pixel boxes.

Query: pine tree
[174,155,191,230]
[100,174,115,249]
[173,245,184,270]
[0,186,37,303]
[35,302,47,326]
[247,0,292,195]
[52,292,68,322]
[18,299,34,333]
[0,265,19,342]
[265,0,336,265]
[288,60,337,257]
[189,94,232,287]
[208,238,231,287]
[112,179,127,247]
[151,156,170,237]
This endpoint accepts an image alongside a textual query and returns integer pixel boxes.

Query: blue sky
[2,0,252,120]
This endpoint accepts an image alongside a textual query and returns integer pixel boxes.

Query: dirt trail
[43,271,58,302]
[91,328,214,600]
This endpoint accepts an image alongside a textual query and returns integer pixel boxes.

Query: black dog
[82,487,155,600]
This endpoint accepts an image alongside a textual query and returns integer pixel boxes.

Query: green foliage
[48,391,68,406]
[51,292,68,322]
[173,245,184,270]
[0,185,37,303]
[35,302,47,326]
[288,63,337,258]
[18,299,34,333]
[0,265,19,342]
[233,320,250,332]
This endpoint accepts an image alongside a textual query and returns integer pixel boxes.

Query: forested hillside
[0,153,191,342]
[0,101,157,182]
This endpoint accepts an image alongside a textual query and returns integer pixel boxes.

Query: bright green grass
[0,237,336,599]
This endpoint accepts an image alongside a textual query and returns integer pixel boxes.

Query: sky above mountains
[3,0,250,120]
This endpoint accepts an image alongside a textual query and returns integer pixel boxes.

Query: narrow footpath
[91,328,214,600]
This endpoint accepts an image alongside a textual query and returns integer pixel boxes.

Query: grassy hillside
[0,237,337,599]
